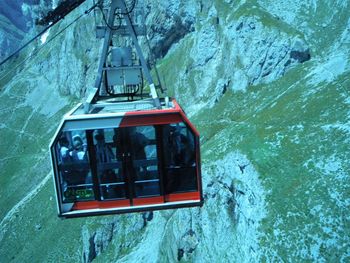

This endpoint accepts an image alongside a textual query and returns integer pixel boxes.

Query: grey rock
[227,16,309,87]
[82,222,115,263]
[144,0,196,59]
[290,39,311,63]
[156,4,312,112]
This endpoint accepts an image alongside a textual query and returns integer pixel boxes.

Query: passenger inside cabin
[164,124,197,194]
[68,134,91,185]
[95,131,115,163]
[168,125,195,167]
[95,131,115,182]
[129,127,150,161]
[130,127,154,182]
[70,135,87,161]
[128,126,160,196]
[114,127,150,175]
[58,135,71,195]
[113,126,159,197]
[113,128,121,161]
[58,133,94,202]
[58,136,70,163]
[95,130,120,199]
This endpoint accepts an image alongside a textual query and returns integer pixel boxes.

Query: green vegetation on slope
[191,55,349,260]
[1,0,349,261]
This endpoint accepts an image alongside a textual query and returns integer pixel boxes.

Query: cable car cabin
[50,98,203,218]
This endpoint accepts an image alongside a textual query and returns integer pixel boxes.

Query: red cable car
[49,0,203,217]
[50,98,203,218]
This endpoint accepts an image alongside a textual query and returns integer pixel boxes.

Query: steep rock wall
[0,0,49,60]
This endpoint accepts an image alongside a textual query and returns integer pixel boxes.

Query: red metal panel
[195,139,203,200]
[119,99,200,134]
[165,191,201,202]
[73,201,99,210]
[121,99,182,117]
[71,192,201,212]
[72,199,130,210]
[178,107,200,137]
[120,113,182,127]
[98,199,130,208]
[133,196,164,206]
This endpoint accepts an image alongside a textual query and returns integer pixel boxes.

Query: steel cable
[0,5,95,85]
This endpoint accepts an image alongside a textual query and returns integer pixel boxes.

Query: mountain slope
[0,0,349,262]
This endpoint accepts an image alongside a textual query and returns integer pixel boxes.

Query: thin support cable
[0,1,98,68]
[0,10,92,85]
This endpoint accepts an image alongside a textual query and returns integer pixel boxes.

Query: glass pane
[163,123,197,194]
[93,129,127,200]
[99,182,126,199]
[134,180,160,197]
[128,126,160,197]
[56,131,94,202]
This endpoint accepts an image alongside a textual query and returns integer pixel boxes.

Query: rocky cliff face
[145,1,311,112]
[0,0,39,59]
[0,0,66,60]
[0,0,349,262]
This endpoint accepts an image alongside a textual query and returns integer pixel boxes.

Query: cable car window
[129,126,161,197]
[163,123,197,194]
[56,131,94,202]
[93,129,126,200]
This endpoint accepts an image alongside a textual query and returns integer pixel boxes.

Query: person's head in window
[95,134,104,141]
[170,128,186,153]
[73,135,83,151]
[59,136,69,148]
[95,131,105,143]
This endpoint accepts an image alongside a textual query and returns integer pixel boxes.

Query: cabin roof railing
[71,98,173,117]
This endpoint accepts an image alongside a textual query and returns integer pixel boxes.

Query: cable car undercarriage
[49,0,203,218]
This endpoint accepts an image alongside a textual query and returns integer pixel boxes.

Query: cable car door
[96,126,161,204]
[122,126,161,201]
